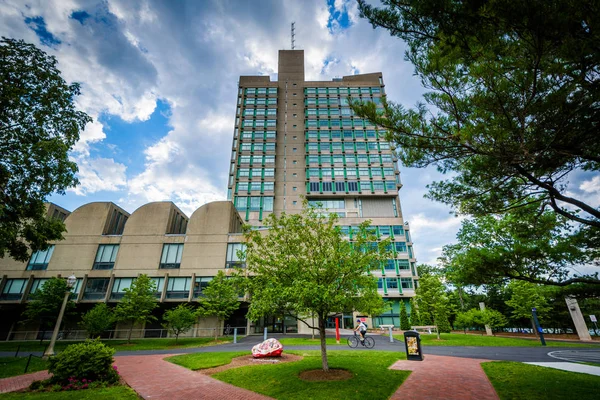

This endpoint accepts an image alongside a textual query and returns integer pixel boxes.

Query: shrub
[48,339,118,385]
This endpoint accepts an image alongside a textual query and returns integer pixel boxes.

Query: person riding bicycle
[355,319,367,342]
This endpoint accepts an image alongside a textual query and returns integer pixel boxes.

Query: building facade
[228,50,419,326]
[0,50,418,339]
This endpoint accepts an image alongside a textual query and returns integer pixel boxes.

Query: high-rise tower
[228,50,418,323]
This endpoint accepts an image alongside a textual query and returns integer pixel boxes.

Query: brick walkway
[389,355,499,400]
[0,370,51,394]
[114,354,272,400]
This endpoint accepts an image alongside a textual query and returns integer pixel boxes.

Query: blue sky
[2,0,598,267]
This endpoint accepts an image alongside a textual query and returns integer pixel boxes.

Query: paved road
[548,349,600,364]
[2,332,598,363]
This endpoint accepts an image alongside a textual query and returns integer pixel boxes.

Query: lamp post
[43,274,76,358]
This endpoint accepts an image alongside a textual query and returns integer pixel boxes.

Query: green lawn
[173,350,409,400]
[0,357,48,379]
[167,351,249,370]
[393,333,595,347]
[0,337,233,353]
[482,361,600,400]
[278,338,344,346]
[0,386,138,400]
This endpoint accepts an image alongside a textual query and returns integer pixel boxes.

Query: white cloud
[71,157,127,195]
[580,176,600,194]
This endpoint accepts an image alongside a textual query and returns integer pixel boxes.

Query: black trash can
[403,330,424,361]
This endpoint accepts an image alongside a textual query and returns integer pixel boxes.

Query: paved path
[114,354,271,400]
[0,370,50,394]
[525,362,600,376]
[389,355,499,400]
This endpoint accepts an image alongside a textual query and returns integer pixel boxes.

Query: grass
[167,351,249,370]
[393,333,596,347]
[0,357,48,379]
[0,386,138,400]
[0,337,233,353]
[182,350,409,400]
[278,338,344,346]
[482,361,600,399]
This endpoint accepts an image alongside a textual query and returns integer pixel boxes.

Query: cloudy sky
[7,0,594,267]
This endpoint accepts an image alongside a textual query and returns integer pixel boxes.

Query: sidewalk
[0,370,51,394]
[389,355,499,400]
[114,354,271,400]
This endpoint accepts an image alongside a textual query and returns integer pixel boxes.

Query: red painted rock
[251,338,283,358]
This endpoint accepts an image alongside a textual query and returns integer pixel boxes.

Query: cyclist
[354,319,367,343]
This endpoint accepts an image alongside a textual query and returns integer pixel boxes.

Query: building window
[384,260,396,271]
[401,278,414,289]
[194,276,213,298]
[226,243,246,268]
[27,246,54,270]
[28,278,49,299]
[93,244,119,270]
[83,278,110,300]
[110,277,133,300]
[104,209,128,235]
[151,277,165,299]
[308,199,345,209]
[386,278,399,290]
[160,244,184,269]
[395,242,407,253]
[166,277,191,299]
[0,279,27,301]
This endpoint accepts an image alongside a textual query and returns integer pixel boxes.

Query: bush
[48,339,118,385]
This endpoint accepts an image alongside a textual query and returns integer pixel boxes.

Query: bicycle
[347,331,375,349]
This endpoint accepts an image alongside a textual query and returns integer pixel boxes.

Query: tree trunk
[530,318,538,337]
[215,318,219,341]
[318,316,329,372]
[434,316,440,340]
[175,333,179,344]
[128,321,134,344]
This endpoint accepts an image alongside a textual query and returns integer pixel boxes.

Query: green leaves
[24,277,74,328]
[355,0,600,230]
[0,37,91,261]
[441,202,597,286]
[114,275,157,343]
[162,304,199,343]
[197,271,240,340]
[80,303,115,338]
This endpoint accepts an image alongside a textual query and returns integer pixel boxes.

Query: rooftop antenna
[291,22,296,50]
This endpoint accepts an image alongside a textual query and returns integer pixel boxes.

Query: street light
[43,274,76,358]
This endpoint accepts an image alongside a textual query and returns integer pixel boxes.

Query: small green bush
[48,339,118,384]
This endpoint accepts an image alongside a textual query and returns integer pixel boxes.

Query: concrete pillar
[565,296,592,341]
[479,302,493,336]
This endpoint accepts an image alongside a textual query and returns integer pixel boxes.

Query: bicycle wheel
[364,337,375,349]
[347,336,359,348]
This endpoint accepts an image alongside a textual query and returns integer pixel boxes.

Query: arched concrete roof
[187,201,243,235]
[64,202,128,236]
[122,201,188,236]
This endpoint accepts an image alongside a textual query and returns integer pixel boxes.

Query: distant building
[0,50,418,340]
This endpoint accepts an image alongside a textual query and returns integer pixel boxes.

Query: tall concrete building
[0,50,418,340]
[228,50,418,323]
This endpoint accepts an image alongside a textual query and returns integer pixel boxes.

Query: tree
[409,297,421,327]
[242,203,391,372]
[483,309,508,333]
[505,280,551,333]
[197,271,240,341]
[441,204,596,286]
[115,275,157,343]
[24,277,74,332]
[0,38,91,262]
[80,303,115,338]
[415,274,450,338]
[162,304,199,344]
[355,1,600,231]
[399,301,410,330]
